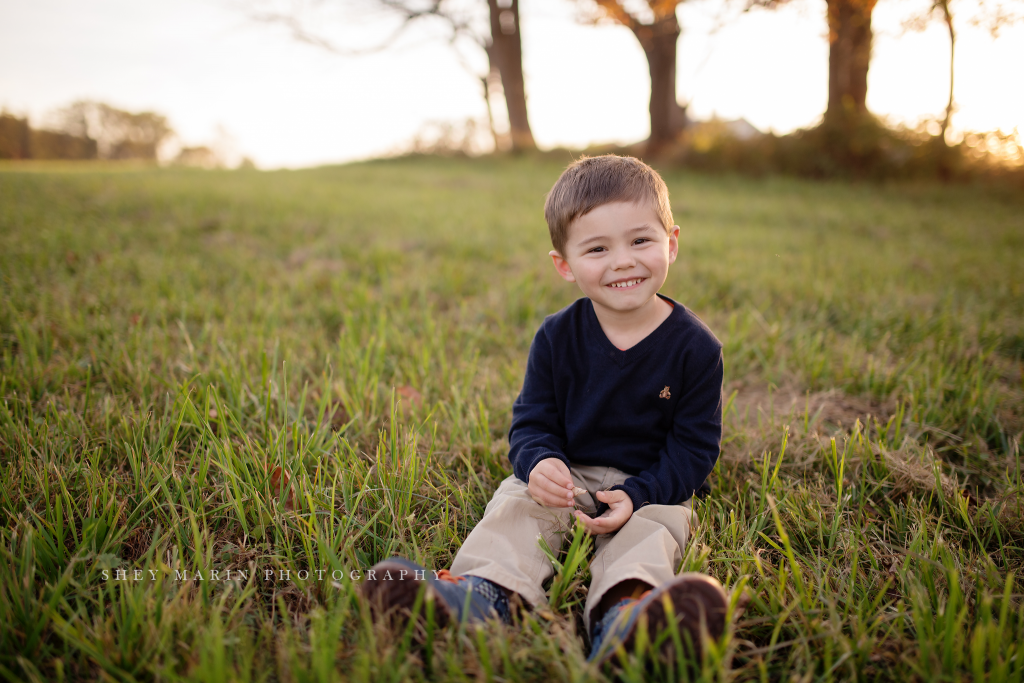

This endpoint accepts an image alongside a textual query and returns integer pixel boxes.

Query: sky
[1,0,1021,168]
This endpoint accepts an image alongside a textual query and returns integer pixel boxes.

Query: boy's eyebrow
[575,224,659,247]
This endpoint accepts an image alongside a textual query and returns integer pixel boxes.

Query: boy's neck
[591,294,674,351]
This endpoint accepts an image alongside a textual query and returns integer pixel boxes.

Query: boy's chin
[592,294,659,314]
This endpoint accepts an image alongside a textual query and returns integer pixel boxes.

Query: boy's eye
[633,238,649,245]
[588,246,606,253]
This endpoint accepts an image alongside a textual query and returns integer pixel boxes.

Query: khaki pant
[450,464,694,632]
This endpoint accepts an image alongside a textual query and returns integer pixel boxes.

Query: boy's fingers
[589,507,628,531]
[532,478,573,507]
[531,490,567,507]
[573,511,600,533]
[542,460,573,488]
[533,488,566,507]
[546,472,573,489]
[575,511,623,535]
[537,474,574,499]
[546,474,577,500]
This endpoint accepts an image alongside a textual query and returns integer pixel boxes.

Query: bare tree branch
[248,0,470,56]
[242,0,534,150]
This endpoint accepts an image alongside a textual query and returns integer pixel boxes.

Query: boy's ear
[667,226,680,265]
[549,250,576,283]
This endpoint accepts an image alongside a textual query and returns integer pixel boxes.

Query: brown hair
[543,155,674,255]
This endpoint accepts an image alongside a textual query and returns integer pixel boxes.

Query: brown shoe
[588,573,731,666]
[360,557,507,628]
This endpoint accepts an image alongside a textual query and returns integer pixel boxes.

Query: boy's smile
[550,201,679,333]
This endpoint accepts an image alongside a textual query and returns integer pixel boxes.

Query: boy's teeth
[611,279,641,288]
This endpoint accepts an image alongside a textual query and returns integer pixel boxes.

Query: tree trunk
[0,114,32,159]
[479,67,501,149]
[939,0,955,144]
[825,0,877,121]
[633,15,687,155]
[487,0,535,151]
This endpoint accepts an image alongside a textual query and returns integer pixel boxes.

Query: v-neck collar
[584,293,682,368]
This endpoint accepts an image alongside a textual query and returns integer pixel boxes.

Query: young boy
[362,155,731,664]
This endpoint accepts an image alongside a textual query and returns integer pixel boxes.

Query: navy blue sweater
[508,295,723,512]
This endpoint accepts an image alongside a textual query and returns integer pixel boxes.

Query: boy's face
[550,201,679,318]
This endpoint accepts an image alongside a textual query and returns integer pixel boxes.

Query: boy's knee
[630,502,693,525]
[618,504,693,547]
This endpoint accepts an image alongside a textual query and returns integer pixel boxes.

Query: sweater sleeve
[508,325,570,483]
[610,346,723,509]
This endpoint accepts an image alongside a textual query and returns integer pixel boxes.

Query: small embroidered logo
[659,386,671,399]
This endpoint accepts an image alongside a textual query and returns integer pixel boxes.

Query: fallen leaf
[269,466,295,511]
[396,385,423,411]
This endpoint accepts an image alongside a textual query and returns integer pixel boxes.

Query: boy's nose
[611,249,637,269]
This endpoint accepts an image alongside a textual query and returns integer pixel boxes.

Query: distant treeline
[669,117,1024,184]
[0,114,96,160]
[0,101,171,161]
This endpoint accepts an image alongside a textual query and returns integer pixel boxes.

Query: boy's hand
[528,458,575,508]
[574,490,633,535]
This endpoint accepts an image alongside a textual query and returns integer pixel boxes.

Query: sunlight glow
[0,0,1019,167]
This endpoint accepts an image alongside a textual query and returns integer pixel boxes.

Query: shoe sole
[615,573,728,664]
[360,559,453,629]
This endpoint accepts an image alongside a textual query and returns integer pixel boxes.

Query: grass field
[1,156,1023,682]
